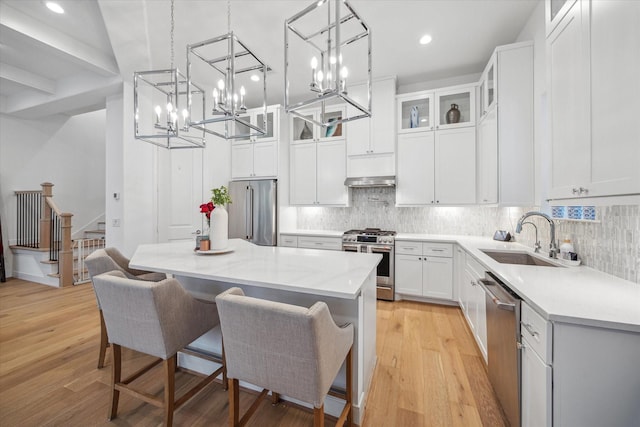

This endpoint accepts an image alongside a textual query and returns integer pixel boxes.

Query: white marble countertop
[280,229,344,237]
[396,233,640,333]
[130,239,381,300]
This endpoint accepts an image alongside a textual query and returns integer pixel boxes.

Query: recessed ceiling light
[419,34,432,45]
[250,74,260,82]
[46,2,65,14]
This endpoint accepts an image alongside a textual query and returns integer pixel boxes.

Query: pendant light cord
[170,0,175,70]
[227,0,231,34]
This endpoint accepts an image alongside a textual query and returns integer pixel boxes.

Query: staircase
[11,183,106,287]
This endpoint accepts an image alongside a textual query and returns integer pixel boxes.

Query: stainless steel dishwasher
[478,271,522,427]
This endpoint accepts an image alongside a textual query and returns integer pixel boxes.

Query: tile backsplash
[295,188,639,284]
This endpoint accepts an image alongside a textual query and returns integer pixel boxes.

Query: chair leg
[164,356,176,427]
[109,344,121,421]
[271,392,280,405]
[229,378,240,427]
[98,310,109,369]
[314,405,325,427]
[222,341,228,391]
[345,348,353,427]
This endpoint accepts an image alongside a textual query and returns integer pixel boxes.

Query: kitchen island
[130,238,382,424]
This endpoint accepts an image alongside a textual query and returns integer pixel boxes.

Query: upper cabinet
[479,54,497,119]
[346,76,397,178]
[396,84,477,206]
[290,106,346,144]
[231,105,281,180]
[233,105,279,145]
[397,91,435,133]
[434,86,476,130]
[548,0,640,200]
[477,42,534,206]
[545,0,578,36]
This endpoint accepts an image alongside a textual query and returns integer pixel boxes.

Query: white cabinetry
[347,77,396,177]
[521,302,552,427]
[231,105,280,179]
[278,233,341,251]
[290,106,346,144]
[477,42,534,205]
[549,0,640,200]
[477,108,498,204]
[460,254,487,362]
[434,85,476,130]
[296,236,342,251]
[396,85,476,206]
[397,127,475,205]
[395,241,453,301]
[290,139,348,206]
[279,234,298,248]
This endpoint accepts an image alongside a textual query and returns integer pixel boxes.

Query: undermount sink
[480,250,561,267]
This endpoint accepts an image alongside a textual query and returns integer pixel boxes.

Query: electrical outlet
[112,219,120,227]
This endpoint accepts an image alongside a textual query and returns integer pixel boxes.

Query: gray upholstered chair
[92,270,225,427]
[85,247,166,368]
[215,287,354,427]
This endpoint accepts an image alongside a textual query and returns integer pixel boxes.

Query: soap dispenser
[560,237,574,260]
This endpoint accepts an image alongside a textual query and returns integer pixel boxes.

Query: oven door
[367,245,395,301]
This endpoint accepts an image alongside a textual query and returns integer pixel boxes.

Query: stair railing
[15,183,73,286]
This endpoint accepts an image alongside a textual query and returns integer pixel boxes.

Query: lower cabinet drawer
[280,235,298,247]
[422,242,453,258]
[297,236,342,251]
[521,302,552,364]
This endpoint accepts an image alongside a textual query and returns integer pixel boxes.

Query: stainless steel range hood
[344,176,396,188]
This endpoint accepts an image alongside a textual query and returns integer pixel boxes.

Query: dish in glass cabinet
[195,247,234,255]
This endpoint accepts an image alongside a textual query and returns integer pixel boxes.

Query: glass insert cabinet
[397,85,476,134]
[290,106,346,143]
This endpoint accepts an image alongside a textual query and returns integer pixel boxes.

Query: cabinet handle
[431,200,434,204]
[522,322,539,337]
[402,247,415,251]
[572,188,579,195]
[579,187,588,195]
[430,249,445,252]
[470,280,477,286]
[517,342,525,350]
[418,257,422,260]
[436,125,439,129]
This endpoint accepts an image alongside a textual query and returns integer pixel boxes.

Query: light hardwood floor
[0,278,506,426]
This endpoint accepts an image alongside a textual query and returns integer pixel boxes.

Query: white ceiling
[0,0,538,118]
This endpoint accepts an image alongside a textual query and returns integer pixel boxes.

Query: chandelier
[285,0,371,127]
[186,0,269,140]
[133,0,206,149]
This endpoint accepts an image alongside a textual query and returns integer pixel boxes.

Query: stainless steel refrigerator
[228,179,277,246]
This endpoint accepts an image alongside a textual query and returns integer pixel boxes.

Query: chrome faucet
[515,211,559,258]
[521,221,541,253]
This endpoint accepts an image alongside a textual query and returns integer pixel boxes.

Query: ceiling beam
[0,62,56,94]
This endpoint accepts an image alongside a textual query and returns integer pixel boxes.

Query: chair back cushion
[92,271,218,359]
[216,287,353,407]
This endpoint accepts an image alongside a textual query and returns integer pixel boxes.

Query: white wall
[0,110,106,276]
[104,82,232,257]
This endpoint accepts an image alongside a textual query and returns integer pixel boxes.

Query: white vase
[209,206,228,250]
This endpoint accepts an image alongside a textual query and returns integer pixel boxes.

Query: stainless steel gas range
[342,228,396,301]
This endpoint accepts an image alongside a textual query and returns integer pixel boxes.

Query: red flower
[199,202,216,221]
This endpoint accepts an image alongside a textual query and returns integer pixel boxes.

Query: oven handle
[369,246,393,253]
[342,244,361,252]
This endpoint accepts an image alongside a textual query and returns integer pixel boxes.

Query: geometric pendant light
[285,0,371,128]
[186,0,269,140]
[133,0,206,149]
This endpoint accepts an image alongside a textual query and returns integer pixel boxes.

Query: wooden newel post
[59,213,74,287]
[40,182,53,249]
